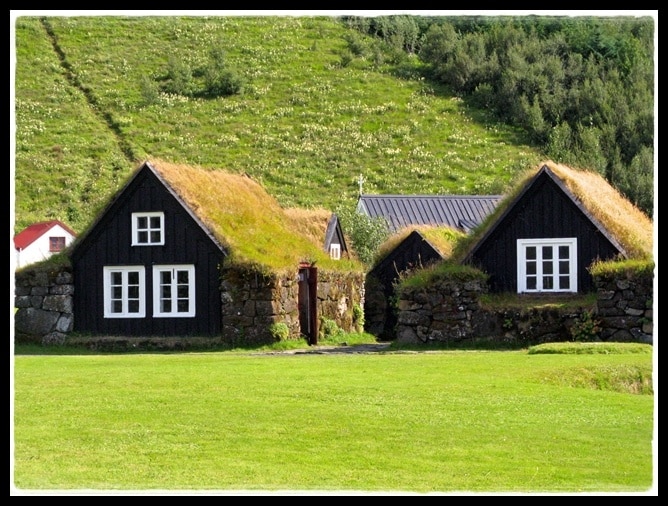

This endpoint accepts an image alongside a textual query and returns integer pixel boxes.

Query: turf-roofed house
[459,161,654,294]
[361,161,653,343]
[364,226,467,340]
[357,193,501,339]
[69,159,364,346]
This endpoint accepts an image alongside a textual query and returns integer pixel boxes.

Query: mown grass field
[12,343,655,494]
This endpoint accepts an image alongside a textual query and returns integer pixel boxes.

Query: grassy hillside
[13,14,543,235]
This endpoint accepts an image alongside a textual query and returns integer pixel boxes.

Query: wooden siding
[72,167,225,336]
[366,231,444,338]
[467,171,621,293]
[324,214,348,255]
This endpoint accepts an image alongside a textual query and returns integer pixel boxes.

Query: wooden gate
[298,264,318,345]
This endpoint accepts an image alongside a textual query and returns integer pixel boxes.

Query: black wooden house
[68,159,365,342]
[462,163,634,293]
[70,161,227,337]
[365,229,447,339]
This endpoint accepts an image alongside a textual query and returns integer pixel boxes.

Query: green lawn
[12,346,655,494]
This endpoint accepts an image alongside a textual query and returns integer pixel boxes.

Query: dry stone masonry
[394,270,653,346]
[14,267,74,344]
[14,262,652,347]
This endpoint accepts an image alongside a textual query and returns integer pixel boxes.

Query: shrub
[163,56,194,96]
[319,317,345,342]
[139,75,160,106]
[205,68,245,97]
[269,322,290,342]
[570,310,602,342]
[334,205,389,265]
[353,303,365,332]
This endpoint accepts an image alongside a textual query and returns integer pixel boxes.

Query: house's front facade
[14,220,77,269]
[70,162,227,337]
[323,213,349,260]
[365,230,445,339]
[462,164,629,294]
[66,160,365,344]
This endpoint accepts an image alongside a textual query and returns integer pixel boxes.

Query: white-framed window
[152,265,196,317]
[517,238,577,293]
[132,212,165,246]
[329,243,341,260]
[103,266,146,318]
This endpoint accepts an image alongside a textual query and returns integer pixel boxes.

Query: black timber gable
[70,162,227,337]
[324,213,349,257]
[365,230,444,339]
[463,165,625,293]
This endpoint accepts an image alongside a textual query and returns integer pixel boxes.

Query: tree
[204,47,245,97]
[335,205,389,266]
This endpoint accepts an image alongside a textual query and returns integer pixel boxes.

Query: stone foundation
[394,270,653,346]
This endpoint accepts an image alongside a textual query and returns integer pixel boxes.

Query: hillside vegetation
[13,15,542,235]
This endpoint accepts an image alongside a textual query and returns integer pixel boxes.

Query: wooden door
[298,265,318,345]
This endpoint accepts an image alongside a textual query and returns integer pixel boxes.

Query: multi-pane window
[49,236,66,252]
[132,212,165,246]
[103,266,146,317]
[329,243,341,260]
[517,238,577,293]
[152,265,195,317]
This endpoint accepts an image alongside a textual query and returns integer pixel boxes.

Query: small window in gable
[329,243,341,260]
[132,212,165,246]
[49,236,66,252]
[517,238,577,293]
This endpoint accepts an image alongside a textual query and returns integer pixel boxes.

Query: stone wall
[394,270,654,346]
[220,266,365,346]
[594,269,653,344]
[220,267,299,345]
[316,270,366,334]
[395,278,487,344]
[14,266,74,344]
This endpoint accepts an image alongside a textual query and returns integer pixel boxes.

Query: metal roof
[356,194,502,233]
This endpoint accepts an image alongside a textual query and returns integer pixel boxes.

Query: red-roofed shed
[14,220,77,268]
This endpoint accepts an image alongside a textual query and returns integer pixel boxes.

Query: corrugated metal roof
[357,195,502,233]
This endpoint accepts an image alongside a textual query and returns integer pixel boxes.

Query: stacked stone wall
[594,270,653,344]
[394,270,654,346]
[14,267,74,345]
[220,267,365,346]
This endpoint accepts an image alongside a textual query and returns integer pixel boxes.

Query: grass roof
[150,158,363,273]
[455,160,654,263]
[545,161,653,260]
[373,225,465,267]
